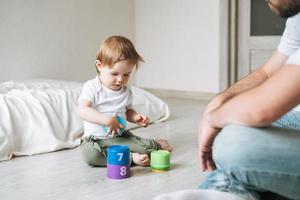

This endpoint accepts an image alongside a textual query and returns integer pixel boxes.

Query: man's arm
[209,63,300,128]
[219,51,287,102]
[198,51,288,172]
[204,51,287,114]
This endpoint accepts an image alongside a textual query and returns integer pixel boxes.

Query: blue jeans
[199,111,300,200]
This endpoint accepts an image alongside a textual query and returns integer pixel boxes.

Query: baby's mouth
[112,84,122,89]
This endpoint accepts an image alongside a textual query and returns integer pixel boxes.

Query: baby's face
[98,61,135,91]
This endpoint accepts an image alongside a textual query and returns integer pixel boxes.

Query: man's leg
[272,110,300,130]
[200,124,300,200]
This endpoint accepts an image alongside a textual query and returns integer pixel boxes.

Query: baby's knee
[80,141,107,167]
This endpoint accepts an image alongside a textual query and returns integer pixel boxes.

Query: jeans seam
[276,119,300,130]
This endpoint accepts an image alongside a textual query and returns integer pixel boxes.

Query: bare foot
[132,153,150,166]
[155,139,173,151]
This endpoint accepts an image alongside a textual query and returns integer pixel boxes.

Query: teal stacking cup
[150,150,171,171]
[104,116,127,137]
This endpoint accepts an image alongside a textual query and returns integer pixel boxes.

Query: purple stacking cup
[107,145,131,179]
[107,163,131,179]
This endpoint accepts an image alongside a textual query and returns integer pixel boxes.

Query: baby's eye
[111,73,118,76]
[124,74,130,77]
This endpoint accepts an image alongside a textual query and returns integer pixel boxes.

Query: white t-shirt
[277,13,300,65]
[277,13,300,111]
[78,76,133,137]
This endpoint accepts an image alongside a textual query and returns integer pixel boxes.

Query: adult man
[155,0,300,200]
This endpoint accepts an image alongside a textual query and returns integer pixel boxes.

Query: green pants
[80,130,161,167]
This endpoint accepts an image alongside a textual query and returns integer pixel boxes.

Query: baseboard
[142,87,216,101]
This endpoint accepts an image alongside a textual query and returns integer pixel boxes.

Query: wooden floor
[0,98,209,200]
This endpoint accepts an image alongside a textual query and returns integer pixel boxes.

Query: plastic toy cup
[105,116,127,134]
[150,150,171,171]
[107,145,130,165]
[107,145,131,179]
[107,163,131,179]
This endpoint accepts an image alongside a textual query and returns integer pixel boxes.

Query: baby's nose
[116,76,123,82]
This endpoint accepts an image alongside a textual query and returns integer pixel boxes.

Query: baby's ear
[95,60,102,67]
[95,60,102,72]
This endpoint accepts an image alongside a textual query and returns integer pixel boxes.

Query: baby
[77,36,172,166]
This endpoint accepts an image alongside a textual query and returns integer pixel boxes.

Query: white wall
[0,0,225,94]
[0,0,134,82]
[134,0,222,93]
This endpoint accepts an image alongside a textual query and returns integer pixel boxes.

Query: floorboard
[0,98,208,200]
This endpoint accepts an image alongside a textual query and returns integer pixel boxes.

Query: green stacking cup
[150,150,171,171]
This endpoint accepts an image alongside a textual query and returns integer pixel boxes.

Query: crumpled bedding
[0,79,169,161]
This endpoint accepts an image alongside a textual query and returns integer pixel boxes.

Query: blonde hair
[96,36,144,70]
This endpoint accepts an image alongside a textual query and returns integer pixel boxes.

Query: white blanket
[0,79,169,161]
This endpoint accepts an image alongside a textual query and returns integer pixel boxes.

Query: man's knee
[212,124,260,168]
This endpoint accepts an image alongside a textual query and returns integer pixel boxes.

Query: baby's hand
[134,114,150,127]
[105,112,123,138]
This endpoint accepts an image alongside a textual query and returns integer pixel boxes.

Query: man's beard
[277,0,300,18]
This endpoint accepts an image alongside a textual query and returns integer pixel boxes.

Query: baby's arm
[126,108,150,127]
[77,100,121,132]
[125,108,138,123]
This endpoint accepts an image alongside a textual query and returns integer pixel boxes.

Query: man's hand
[134,114,150,127]
[198,114,220,172]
